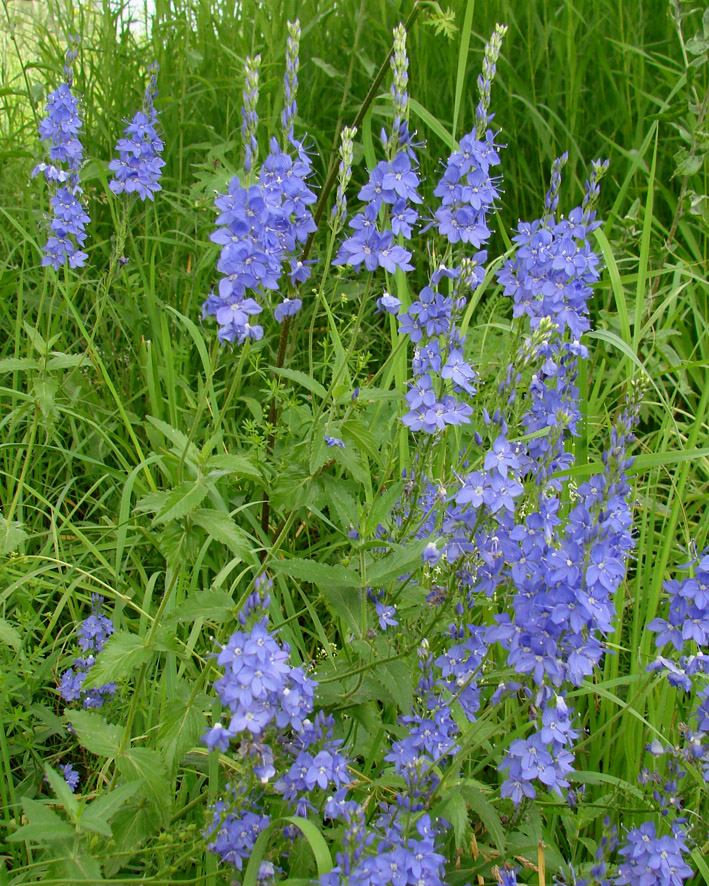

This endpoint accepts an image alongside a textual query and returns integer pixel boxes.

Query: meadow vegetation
[0,1,708,884]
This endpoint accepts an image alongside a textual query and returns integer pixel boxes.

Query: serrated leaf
[32,376,58,422]
[79,781,141,837]
[271,366,327,399]
[46,352,89,370]
[309,432,327,476]
[107,799,160,874]
[0,617,21,649]
[674,146,704,177]
[460,781,505,853]
[157,684,207,773]
[117,748,170,821]
[433,789,468,849]
[330,442,367,483]
[8,797,74,843]
[134,489,170,515]
[0,357,40,372]
[56,853,104,882]
[270,557,360,588]
[204,452,262,479]
[322,585,363,637]
[146,415,199,462]
[151,477,212,525]
[371,650,413,712]
[23,321,49,356]
[66,710,122,757]
[341,419,384,467]
[166,587,235,624]
[327,481,357,531]
[366,539,427,587]
[363,481,405,534]
[0,513,27,556]
[191,508,254,559]
[81,630,153,689]
[44,764,80,818]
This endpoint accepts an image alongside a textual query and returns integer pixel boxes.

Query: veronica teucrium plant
[32,37,90,269]
[24,14,707,886]
[192,19,702,886]
[109,63,165,201]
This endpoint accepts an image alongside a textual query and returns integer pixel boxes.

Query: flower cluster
[333,24,421,275]
[33,39,90,269]
[202,22,317,344]
[647,550,709,780]
[616,821,693,886]
[109,63,165,201]
[58,594,116,709]
[202,584,356,867]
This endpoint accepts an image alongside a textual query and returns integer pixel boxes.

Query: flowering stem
[261,2,426,539]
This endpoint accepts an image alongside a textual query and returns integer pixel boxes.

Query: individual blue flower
[274,297,302,322]
[376,291,402,314]
[375,602,399,630]
[109,65,165,201]
[325,435,345,448]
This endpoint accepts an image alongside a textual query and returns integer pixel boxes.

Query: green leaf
[151,477,212,525]
[321,585,363,637]
[56,853,104,882]
[311,57,341,79]
[117,748,170,821]
[341,419,384,468]
[203,452,262,480]
[107,800,160,872]
[371,652,413,712]
[146,415,199,462]
[242,816,333,886]
[366,539,426,587]
[409,98,457,151]
[0,617,21,650]
[674,146,704,177]
[270,557,360,588]
[191,508,254,559]
[81,630,154,689]
[46,352,90,370]
[157,684,208,773]
[0,513,27,556]
[66,710,122,757]
[44,764,80,819]
[331,442,368,483]
[79,781,141,838]
[459,781,505,853]
[271,366,327,400]
[363,481,405,534]
[434,788,468,849]
[0,357,40,372]
[8,798,74,843]
[32,375,58,422]
[166,587,235,624]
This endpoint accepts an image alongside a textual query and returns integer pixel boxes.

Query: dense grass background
[1,0,708,882]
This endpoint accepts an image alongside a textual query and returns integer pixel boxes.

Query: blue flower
[60,762,80,792]
[33,43,90,269]
[109,64,165,201]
